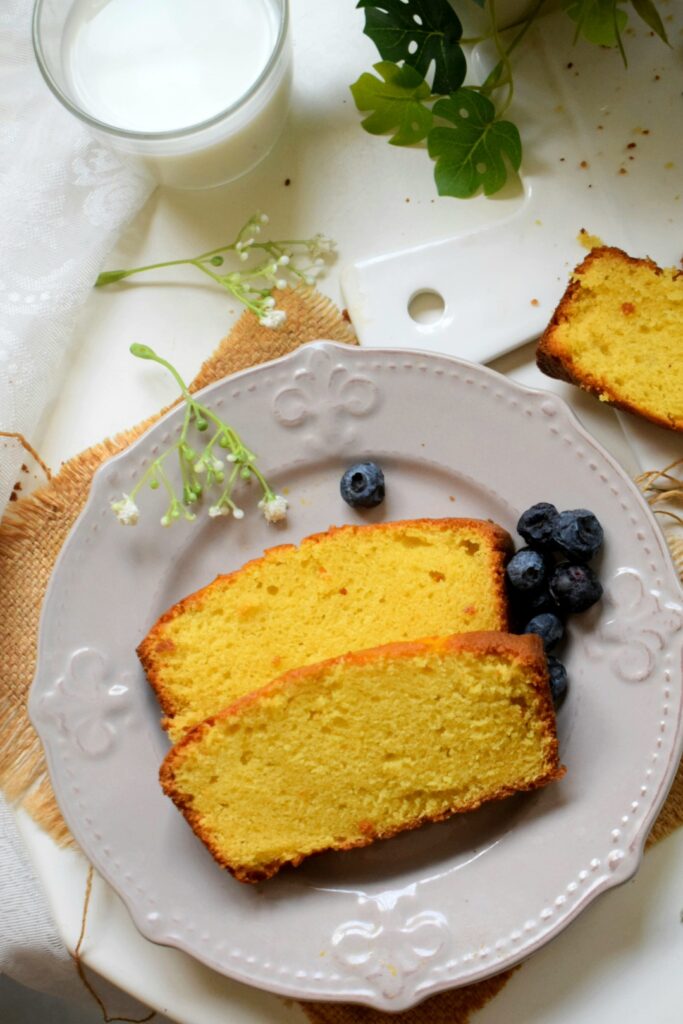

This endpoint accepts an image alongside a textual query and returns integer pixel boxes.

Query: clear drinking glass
[32,0,292,189]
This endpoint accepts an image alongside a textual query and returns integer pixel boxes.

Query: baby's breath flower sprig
[96,213,336,330]
[111,343,287,529]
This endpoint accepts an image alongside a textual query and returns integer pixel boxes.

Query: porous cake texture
[537,245,683,432]
[139,518,514,740]
[161,631,564,882]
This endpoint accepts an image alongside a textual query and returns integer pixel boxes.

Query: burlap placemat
[0,285,681,1024]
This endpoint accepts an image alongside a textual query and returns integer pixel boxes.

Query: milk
[60,0,291,188]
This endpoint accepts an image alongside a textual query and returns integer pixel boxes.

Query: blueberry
[518,587,560,617]
[523,612,565,652]
[546,656,569,709]
[340,461,385,509]
[549,562,603,613]
[517,502,559,550]
[506,548,548,594]
[552,508,603,562]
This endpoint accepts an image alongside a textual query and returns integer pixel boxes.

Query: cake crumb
[578,229,603,250]
[530,298,540,307]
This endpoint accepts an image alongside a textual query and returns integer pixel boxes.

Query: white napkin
[0,0,154,516]
[0,0,155,1012]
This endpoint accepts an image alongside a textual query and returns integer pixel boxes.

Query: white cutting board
[341,6,683,362]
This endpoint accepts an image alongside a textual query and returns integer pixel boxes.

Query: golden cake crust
[138,517,514,732]
[537,245,683,433]
[160,631,564,884]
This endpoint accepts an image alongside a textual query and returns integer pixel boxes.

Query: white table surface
[15,0,683,1020]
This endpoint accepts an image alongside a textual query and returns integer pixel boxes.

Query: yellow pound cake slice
[161,631,564,883]
[537,246,683,432]
[139,518,513,740]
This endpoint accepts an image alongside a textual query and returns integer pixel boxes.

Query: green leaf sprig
[111,344,287,529]
[97,213,336,329]
[350,0,669,199]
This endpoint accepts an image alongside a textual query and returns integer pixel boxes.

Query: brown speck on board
[559,157,566,162]
[597,124,603,130]
[284,178,291,186]
[21,464,29,473]
[449,495,456,502]
[627,142,637,149]
[566,62,573,69]
[654,74,661,81]
[580,160,589,169]
[619,167,628,175]
[405,197,410,203]
[341,308,351,323]
[530,298,540,307]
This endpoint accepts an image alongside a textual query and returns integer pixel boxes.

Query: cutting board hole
[408,289,445,326]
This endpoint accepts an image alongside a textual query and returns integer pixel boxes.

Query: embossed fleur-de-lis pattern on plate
[273,347,380,451]
[332,895,450,998]
[41,647,135,757]
[590,569,683,681]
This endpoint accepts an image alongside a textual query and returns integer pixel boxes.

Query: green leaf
[357,0,466,94]
[630,0,669,43]
[428,90,522,198]
[350,61,433,145]
[561,0,628,48]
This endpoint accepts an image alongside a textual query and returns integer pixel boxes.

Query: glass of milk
[32,0,292,189]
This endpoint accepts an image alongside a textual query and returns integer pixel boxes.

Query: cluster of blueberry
[338,465,602,714]
[508,503,604,709]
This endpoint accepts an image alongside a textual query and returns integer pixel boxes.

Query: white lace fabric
[0,0,153,516]
[0,0,154,1009]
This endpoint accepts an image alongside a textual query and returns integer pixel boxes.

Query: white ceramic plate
[29,342,683,1012]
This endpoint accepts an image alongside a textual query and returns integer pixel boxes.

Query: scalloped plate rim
[28,340,683,1011]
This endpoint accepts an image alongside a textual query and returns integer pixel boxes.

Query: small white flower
[232,507,245,519]
[209,504,230,518]
[227,453,237,462]
[260,213,269,224]
[259,309,287,329]
[258,493,288,524]
[239,251,249,262]
[264,296,276,309]
[236,240,244,251]
[304,275,315,286]
[111,493,139,526]
[276,278,287,290]
[314,257,324,267]
[194,454,224,474]
[310,233,336,256]
[278,254,290,266]
[160,514,171,527]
